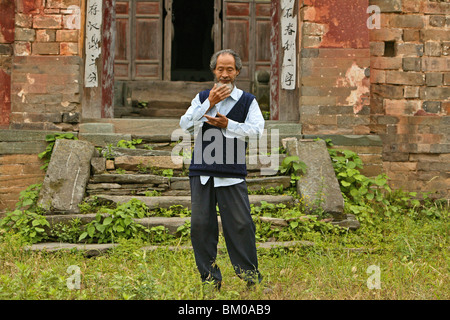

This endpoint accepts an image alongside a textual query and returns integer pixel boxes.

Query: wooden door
[222,0,271,91]
[164,0,222,81]
[115,0,163,80]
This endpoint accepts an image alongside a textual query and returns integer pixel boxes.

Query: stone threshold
[25,240,315,257]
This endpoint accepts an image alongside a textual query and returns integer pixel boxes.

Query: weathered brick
[443,101,450,115]
[369,28,403,42]
[423,101,441,114]
[444,73,450,86]
[372,84,404,98]
[370,42,385,56]
[402,57,421,71]
[14,41,31,56]
[56,30,78,42]
[403,29,420,42]
[429,15,446,27]
[371,57,402,70]
[33,15,62,29]
[422,57,450,72]
[370,69,386,83]
[36,29,56,42]
[46,0,81,9]
[303,36,322,48]
[401,0,421,13]
[424,41,442,57]
[443,42,450,56]
[423,1,450,15]
[420,87,450,100]
[404,86,420,99]
[32,42,60,55]
[15,13,33,28]
[0,44,13,55]
[303,22,326,36]
[386,71,425,85]
[390,15,424,29]
[396,43,423,57]
[0,164,23,175]
[14,27,35,42]
[425,73,443,87]
[60,42,78,55]
[369,0,402,13]
[421,30,450,42]
[0,154,42,165]
[384,99,421,116]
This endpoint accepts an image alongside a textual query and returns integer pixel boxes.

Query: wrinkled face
[213,53,240,87]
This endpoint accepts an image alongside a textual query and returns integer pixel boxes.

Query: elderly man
[180,49,265,289]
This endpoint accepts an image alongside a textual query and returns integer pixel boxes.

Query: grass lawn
[0,206,448,301]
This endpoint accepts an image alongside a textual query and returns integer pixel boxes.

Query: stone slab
[79,123,115,134]
[78,133,132,147]
[92,194,294,210]
[89,173,168,185]
[284,138,345,219]
[38,139,96,214]
[114,155,183,171]
[27,240,314,254]
[104,147,172,157]
[0,141,48,154]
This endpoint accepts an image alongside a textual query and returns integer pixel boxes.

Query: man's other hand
[204,112,229,129]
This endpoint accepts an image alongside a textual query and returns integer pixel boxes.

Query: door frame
[163,0,222,81]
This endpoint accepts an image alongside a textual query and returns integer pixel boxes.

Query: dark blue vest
[188,89,255,178]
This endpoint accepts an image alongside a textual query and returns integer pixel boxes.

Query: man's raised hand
[207,83,231,108]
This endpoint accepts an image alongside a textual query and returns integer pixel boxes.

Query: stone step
[89,194,295,210]
[169,176,291,192]
[43,210,358,243]
[26,240,315,256]
[80,119,302,140]
[86,175,292,197]
[91,152,286,177]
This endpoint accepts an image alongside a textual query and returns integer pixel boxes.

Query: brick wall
[0,154,45,213]
[368,0,450,198]
[10,0,82,131]
[15,0,81,57]
[10,56,82,130]
[299,0,372,135]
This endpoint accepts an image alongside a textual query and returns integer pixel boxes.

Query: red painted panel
[116,1,129,14]
[226,2,250,16]
[136,1,159,15]
[227,20,249,61]
[135,18,161,60]
[256,3,271,17]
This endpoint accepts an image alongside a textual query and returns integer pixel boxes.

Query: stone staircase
[84,139,297,218]
[77,118,304,211]
[32,118,360,253]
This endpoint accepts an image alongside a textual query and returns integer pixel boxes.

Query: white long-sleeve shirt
[179,86,265,187]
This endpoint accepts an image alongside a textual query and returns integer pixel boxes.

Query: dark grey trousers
[189,176,262,285]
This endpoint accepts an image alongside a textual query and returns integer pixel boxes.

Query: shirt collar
[229,85,241,101]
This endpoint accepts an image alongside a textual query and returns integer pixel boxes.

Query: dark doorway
[171,0,215,81]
